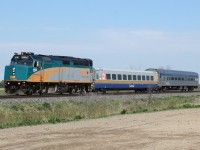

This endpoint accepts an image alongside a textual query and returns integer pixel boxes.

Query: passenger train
[4,52,199,95]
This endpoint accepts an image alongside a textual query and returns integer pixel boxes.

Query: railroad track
[0,91,200,99]
[0,91,200,106]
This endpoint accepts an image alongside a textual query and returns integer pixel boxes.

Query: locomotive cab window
[11,55,33,66]
[34,61,41,68]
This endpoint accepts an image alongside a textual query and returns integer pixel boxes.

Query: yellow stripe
[28,67,72,82]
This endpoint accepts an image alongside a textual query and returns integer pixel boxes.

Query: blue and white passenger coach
[95,69,158,92]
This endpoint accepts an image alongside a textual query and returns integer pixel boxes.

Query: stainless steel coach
[146,68,199,91]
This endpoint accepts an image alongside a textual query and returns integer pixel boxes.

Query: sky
[0,0,200,80]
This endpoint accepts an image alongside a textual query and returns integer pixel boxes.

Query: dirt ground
[1,109,200,150]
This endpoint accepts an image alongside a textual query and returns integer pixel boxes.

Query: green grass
[0,96,200,129]
[0,90,5,95]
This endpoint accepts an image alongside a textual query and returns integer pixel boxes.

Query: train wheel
[28,90,33,95]
[38,90,43,95]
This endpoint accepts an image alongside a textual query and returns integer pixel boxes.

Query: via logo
[129,84,135,88]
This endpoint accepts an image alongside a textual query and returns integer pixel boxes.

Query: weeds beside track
[0,95,200,129]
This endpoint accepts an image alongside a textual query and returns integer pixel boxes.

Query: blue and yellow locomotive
[4,52,95,95]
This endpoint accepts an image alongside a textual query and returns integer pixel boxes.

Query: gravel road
[1,108,200,150]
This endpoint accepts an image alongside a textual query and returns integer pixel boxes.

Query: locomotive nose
[4,66,16,80]
[4,65,29,81]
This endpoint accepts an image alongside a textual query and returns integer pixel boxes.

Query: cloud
[98,29,200,53]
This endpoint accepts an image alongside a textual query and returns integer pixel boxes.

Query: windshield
[11,55,33,66]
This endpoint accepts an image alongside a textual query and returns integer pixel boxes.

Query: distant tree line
[0,80,4,88]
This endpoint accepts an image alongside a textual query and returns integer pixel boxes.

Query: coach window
[123,74,127,80]
[151,76,154,81]
[137,75,141,81]
[146,76,150,81]
[106,74,111,80]
[112,74,117,80]
[142,75,145,81]
[128,75,132,80]
[96,74,99,79]
[118,74,122,80]
[162,76,165,80]
[133,75,137,80]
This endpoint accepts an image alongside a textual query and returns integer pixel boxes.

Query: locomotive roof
[15,52,92,62]
[32,54,92,62]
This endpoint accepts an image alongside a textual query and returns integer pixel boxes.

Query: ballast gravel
[0,92,200,105]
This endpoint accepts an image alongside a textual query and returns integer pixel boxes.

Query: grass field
[0,95,200,129]
[0,89,5,95]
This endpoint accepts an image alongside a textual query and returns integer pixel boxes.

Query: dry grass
[0,96,199,129]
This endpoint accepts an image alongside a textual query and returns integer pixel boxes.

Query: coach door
[154,71,159,83]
